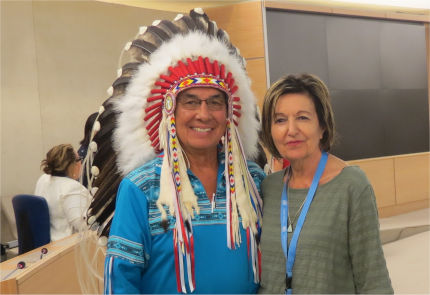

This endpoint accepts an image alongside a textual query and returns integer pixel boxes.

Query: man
[84,8,264,294]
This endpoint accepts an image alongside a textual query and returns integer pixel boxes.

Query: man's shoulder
[125,156,163,186]
[246,160,266,183]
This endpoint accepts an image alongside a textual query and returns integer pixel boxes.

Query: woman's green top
[259,166,393,294]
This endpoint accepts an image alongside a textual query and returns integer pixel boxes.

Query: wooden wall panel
[379,199,430,218]
[206,0,268,113]
[348,152,429,217]
[246,58,267,109]
[395,153,430,204]
[385,11,430,22]
[264,1,430,22]
[265,1,332,14]
[205,1,265,59]
[348,158,396,208]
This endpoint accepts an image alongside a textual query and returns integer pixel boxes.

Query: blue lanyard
[280,151,328,294]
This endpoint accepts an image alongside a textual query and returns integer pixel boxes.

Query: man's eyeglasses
[178,96,226,111]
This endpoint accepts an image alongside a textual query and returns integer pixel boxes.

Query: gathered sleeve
[104,178,151,294]
[348,183,393,294]
[60,182,91,231]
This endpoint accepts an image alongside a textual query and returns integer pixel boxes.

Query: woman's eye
[298,116,309,120]
[274,118,286,124]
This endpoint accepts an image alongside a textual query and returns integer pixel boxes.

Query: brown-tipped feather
[190,9,210,33]
[131,39,157,55]
[121,62,141,77]
[147,26,171,42]
[156,20,180,36]
[172,15,196,33]
[112,76,131,89]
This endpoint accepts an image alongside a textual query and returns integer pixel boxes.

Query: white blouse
[34,174,91,241]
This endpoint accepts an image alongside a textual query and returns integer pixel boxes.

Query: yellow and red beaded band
[164,75,229,115]
[172,75,229,94]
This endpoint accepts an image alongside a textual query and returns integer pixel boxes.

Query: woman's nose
[287,120,298,135]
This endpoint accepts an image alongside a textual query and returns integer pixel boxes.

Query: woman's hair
[41,144,77,176]
[261,73,336,159]
[79,112,99,146]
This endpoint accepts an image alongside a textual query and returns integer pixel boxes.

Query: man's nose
[195,100,211,118]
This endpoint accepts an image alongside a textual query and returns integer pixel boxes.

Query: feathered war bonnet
[84,8,263,292]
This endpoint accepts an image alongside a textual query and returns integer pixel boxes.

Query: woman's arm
[349,184,393,294]
[61,183,90,231]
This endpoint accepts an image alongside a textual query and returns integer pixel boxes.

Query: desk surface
[0,233,79,282]
[0,232,105,294]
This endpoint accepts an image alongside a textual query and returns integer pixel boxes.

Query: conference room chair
[12,194,51,254]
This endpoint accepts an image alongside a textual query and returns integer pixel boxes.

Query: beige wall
[0,0,178,242]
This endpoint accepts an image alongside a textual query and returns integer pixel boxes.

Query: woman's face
[271,93,324,163]
[175,87,227,156]
[67,151,82,180]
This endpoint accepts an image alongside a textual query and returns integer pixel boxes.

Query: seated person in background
[35,144,90,241]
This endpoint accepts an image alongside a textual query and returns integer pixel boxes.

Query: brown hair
[80,112,98,146]
[261,73,336,159]
[41,144,77,176]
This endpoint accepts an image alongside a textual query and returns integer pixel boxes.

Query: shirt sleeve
[348,183,394,294]
[104,178,151,295]
[247,161,266,195]
[60,182,91,231]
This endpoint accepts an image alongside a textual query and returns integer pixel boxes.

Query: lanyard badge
[280,151,328,294]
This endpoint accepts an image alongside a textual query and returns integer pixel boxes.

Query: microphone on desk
[40,247,48,260]
[17,261,26,269]
[2,261,26,280]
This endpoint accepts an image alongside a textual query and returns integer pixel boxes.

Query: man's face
[175,87,227,156]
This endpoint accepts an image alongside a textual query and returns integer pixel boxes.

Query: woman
[35,144,90,241]
[259,74,393,294]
